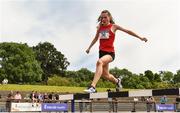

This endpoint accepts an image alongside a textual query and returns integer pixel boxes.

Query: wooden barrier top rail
[0,88,179,102]
[59,88,180,100]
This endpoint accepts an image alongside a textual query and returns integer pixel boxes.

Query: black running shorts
[99,50,115,61]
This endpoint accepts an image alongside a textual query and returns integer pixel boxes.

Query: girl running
[84,10,148,93]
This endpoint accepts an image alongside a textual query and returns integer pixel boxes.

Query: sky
[0,0,180,74]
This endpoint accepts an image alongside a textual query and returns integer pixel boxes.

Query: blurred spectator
[24,94,30,101]
[7,91,14,99]
[30,91,35,101]
[49,92,56,102]
[48,92,54,101]
[160,95,168,104]
[55,93,59,100]
[38,92,44,103]
[147,96,155,103]
[132,97,139,112]
[43,93,48,102]
[175,95,180,112]
[30,91,43,107]
[14,91,22,102]
[30,91,34,100]
[6,91,14,112]
[34,91,38,100]
[141,96,146,102]
[176,95,180,103]
[146,96,155,112]
[134,97,139,102]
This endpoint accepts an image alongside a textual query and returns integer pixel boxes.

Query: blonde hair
[98,10,115,24]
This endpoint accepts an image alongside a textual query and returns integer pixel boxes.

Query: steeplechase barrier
[2,88,180,112]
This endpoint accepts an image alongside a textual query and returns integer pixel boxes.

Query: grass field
[0,84,119,93]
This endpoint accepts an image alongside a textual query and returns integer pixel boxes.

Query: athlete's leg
[102,64,118,84]
[91,55,113,87]
[101,57,122,91]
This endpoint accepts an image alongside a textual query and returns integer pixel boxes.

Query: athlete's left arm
[113,24,148,42]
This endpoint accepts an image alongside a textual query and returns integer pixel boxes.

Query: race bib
[99,30,109,39]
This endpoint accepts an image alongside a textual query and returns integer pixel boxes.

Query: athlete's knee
[102,74,108,78]
[96,59,103,66]
[102,71,109,77]
[102,74,111,80]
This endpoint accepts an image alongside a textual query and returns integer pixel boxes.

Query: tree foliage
[33,42,70,83]
[161,71,174,83]
[0,42,42,83]
[0,42,179,89]
[173,70,180,84]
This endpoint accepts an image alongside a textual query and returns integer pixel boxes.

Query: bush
[47,75,71,86]
[174,83,180,88]
[79,81,89,87]
[96,79,115,88]
[152,82,173,89]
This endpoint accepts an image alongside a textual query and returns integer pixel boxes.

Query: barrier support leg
[90,100,93,113]
[154,102,156,112]
[132,102,136,112]
[71,100,75,112]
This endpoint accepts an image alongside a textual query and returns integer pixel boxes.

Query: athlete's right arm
[86,28,100,54]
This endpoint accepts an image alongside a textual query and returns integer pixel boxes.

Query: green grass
[0,84,122,93]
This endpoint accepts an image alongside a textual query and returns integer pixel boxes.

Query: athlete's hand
[86,49,90,54]
[141,37,148,42]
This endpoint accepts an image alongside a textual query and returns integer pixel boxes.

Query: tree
[76,68,93,82]
[0,42,42,83]
[33,42,70,84]
[173,70,180,84]
[161,71,174,83]
[123,74,142,88]
[144,70,154,81]
[154,73,162,82]
[64,71,78,86]
[110,67,133,78]
[65,68,93,87]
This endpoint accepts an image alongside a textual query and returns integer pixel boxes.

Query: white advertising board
[11,103,41,112]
